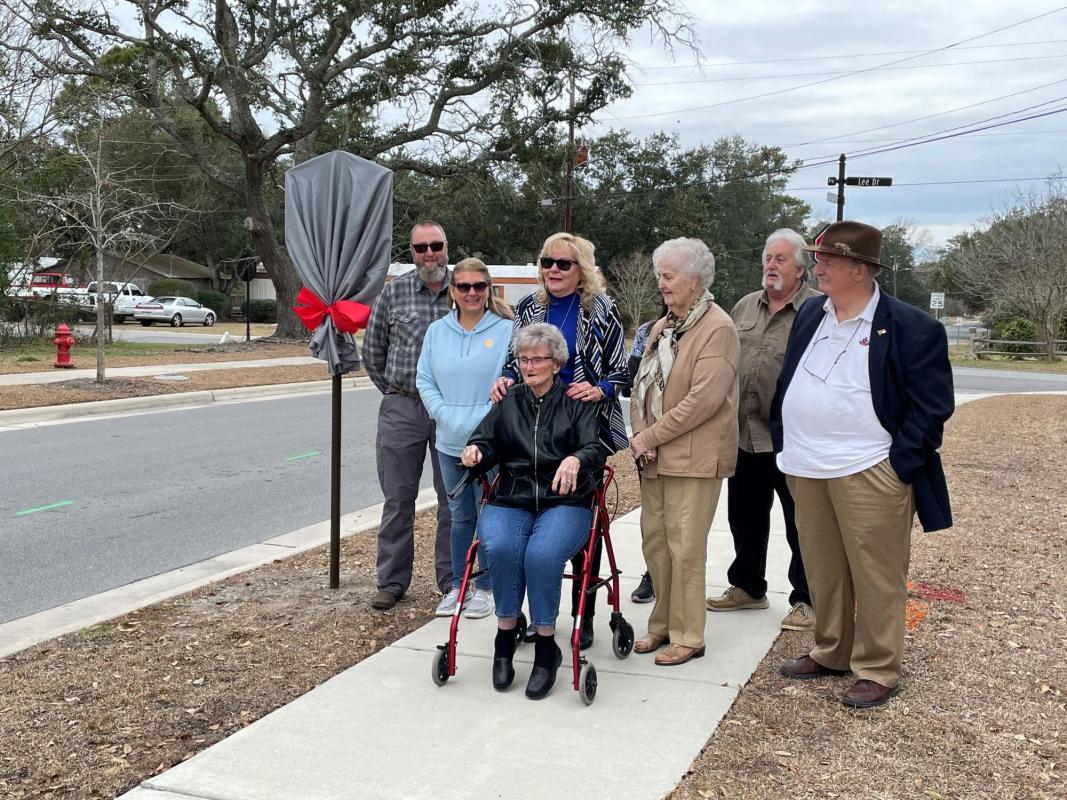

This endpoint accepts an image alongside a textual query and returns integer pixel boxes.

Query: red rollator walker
[431,465,635,705]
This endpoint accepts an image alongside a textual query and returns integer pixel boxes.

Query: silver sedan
[133,296,216,327]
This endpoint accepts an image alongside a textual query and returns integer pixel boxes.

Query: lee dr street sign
[844,177,893,187]
[930,292,945,310]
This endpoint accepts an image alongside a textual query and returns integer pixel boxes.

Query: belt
[386,386,420,399]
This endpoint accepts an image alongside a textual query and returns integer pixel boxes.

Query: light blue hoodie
[416,310,513,457]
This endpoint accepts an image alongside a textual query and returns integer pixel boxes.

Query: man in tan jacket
[707,229,822,630]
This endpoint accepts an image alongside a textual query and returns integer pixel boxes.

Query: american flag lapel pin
[876,328,887,336]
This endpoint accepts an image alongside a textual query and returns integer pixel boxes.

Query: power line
[789,175,1067,191]
[610,6,1067,121]
[633,39,1067,70]
[634,53,1067,87]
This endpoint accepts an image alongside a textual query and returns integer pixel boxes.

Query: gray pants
[375,393,452,596]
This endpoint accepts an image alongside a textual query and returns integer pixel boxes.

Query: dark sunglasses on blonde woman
[539,257,574,272]
[412,241,446,253]
[453,281,488,294]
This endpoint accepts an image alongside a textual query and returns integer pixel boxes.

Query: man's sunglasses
[539,257,574,272]
[453,281,488,294]
[412,241,446,253]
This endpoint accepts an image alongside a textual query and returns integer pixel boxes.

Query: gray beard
[417,264,447,285]
[762,275,783,292]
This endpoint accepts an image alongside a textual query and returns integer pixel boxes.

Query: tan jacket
[731,284,822,452]
[631,303,740,479]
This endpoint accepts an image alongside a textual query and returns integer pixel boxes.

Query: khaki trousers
[640,475,722,648]
[788,459,915,687]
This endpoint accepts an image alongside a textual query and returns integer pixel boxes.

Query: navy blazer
[770,292,955,532]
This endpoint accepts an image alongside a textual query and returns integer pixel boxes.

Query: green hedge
[242,299,277,322]
[196,290,229,318]
[148,278,197,298]
[992,317,1040,355]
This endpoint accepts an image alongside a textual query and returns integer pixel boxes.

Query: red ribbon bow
[293,287,371,334]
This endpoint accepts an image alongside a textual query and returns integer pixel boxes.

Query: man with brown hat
[769,220,954,708]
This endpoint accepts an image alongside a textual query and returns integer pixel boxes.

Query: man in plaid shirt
[362,220,453,610]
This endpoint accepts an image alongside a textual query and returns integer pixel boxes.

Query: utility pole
[892,256,899,297]
[563,72,575,233]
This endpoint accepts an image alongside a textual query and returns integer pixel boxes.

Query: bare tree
[950,179,1067,359]
[609,250,659,333]
[1,0,693,337]
[18,112,188,382]
[0,5,61,162]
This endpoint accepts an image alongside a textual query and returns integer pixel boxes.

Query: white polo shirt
[776,285,891,479]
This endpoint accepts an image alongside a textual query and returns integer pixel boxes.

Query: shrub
[992,317,1039,355]
[242,299,277,322]
[148,278,197,298]
[196,290,229,318]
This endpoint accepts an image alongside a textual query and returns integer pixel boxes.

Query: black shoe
[522,626,537,645]
[579,616,594,651]
[631,572,654,604]
[525,636,563,700]
[493,628,516,691]
[493,657,515,691]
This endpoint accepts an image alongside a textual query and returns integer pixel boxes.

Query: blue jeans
[436,452,491,591]
[477,503,592,628]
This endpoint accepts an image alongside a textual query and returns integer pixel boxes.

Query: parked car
[77,282,152,323]
[133,296,216,327]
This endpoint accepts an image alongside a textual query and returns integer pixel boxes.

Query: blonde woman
[489,232,628,649]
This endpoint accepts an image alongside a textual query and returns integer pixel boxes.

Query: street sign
[845,177,892,187]
[929,292,945,310]
[827,192,840,204]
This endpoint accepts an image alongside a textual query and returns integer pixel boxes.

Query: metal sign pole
[330,373,342,589]
[836,154,846,221]
[245,276,251,342]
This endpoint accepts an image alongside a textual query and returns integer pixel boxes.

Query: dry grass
[672,395,1067,800]
[0,454,641,800]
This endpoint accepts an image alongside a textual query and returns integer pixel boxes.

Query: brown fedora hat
[804,221,883,268]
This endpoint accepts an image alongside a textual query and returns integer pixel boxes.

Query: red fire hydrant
[54,323,75,369]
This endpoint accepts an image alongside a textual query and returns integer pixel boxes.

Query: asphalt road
[952,365,1067,394]
[0,388,437,624]
[73,323,257,345]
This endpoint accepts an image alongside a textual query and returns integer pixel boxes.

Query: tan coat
[631,303,741,479]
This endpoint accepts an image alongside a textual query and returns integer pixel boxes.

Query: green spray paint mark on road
[16,500,74,516]
[286,451,321,462]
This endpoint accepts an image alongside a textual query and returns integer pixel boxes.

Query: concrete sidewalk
[118,492,793,800]
[0,356,322,385]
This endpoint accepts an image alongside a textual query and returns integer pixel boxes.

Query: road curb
[0,376,375,426]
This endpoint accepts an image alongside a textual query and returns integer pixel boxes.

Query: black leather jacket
[467,378,604,511]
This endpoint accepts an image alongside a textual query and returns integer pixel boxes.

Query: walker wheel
[431,647,450,686]
[612,619,634,660]
[579,662,598,706]
[515,612,529,645]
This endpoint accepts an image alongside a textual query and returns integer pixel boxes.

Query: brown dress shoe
[634,632,670,654]
[842,679,901,708]
[370,589,400,610]
[779,655,851,680]
[654,643,706,666]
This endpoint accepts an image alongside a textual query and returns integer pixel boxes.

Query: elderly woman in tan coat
[629,238,740,666]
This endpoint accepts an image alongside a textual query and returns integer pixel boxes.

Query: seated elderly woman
[461,323,605,699]
[630,237,740,666]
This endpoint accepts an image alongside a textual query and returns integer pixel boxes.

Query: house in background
[60,253,215,293]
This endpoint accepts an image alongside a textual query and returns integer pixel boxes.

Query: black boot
[579,615,594,651]
[525,634,563,700]
[493,627,516,691]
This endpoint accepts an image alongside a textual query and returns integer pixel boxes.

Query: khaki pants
[640,475,722,648]
[788,460,915,687]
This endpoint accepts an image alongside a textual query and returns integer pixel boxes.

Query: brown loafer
[634,632,670,654]
[654,643,706,666]
[370,589,400,610]
[842,679,901,708]
[779,655,851,680]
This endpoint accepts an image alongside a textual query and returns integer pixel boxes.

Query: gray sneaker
[463,588,495,619]
[781,602,816,631]
[435,587,468,617]
[706,586,770,612]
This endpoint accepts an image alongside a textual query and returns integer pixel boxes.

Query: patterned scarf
[633,291,714,422]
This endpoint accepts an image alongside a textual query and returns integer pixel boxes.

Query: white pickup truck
[77,282,153,323]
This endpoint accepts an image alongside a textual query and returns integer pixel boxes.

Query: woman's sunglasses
[539,257,574,272]
[453,281,488,294]
[412,241,446,253]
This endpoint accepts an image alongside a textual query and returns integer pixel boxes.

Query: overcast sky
[587,1,1067,247]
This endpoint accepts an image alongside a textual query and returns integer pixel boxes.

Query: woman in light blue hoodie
[417,258,514,619]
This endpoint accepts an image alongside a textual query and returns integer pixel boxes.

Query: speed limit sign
[929,292,945,310]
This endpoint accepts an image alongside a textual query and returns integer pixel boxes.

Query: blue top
[631,320,655,358]
[545,293,614,399]
[417,310,513,457]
